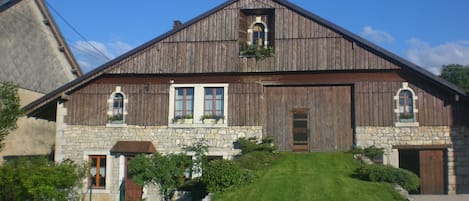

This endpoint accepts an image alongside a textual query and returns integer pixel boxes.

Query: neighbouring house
[24,0,469,200]
[0,0,81,162]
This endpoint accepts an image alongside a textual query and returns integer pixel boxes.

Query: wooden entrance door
[124,156,143,201]
[420,150,445,194]
[292,109,309,151]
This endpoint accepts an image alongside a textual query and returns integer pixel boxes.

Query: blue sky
[45,0,469,74]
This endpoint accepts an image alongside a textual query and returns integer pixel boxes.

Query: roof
[23,0,467,117]
[35,0,82,77]
[0,0,81,93]
[110,141,156,155]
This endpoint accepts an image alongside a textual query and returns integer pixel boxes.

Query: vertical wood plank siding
[65,83,169,126]
[264,86,353,151]
[64,74,465,127]
[229,83,263,126]
[106,0,399,75]
[354,81,455,126]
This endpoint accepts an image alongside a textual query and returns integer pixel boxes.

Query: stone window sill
[106,123,128,128]
[168,123,228,128]
[395,122,419,127]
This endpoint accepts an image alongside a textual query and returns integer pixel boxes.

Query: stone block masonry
[356,126,469,194]
[58,125,262,201]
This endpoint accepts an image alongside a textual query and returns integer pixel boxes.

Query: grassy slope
[213,152,404,201]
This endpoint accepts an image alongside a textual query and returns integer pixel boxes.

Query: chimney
[173,20,183,29]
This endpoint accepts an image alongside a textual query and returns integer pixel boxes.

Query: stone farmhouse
[0,0,81,163]
[24,0,469,200]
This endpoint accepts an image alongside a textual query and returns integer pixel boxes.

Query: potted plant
[108,115,123,124]
[200,114,224,124]
[239,44,274,60]
[399,113,414,122]
[173,114,193,124]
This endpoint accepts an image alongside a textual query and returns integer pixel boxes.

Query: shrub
[363,146,385,160]
[237,137,276,154]
[0,157,85,201]
[235,151,276,170]
[202,159,248,193]
[351,145,384,163]
[129,153,191,201]
[353,164,420,192]
[178,178,208,200]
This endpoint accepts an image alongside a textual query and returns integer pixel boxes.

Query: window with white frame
[394,82,419,126]
[247,17,269,48]
[175,87,194,120]
[169,84,228,125]
[204,87,224,117]
[107,86,128,125]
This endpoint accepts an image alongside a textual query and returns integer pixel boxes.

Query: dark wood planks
[105,0,400,75]
[264,86,353,151]
[65,72,463,127]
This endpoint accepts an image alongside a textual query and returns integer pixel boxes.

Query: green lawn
[212,152,405,201]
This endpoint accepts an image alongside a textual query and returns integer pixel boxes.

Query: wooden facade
[106,0,399,75]
[64,72,467,127]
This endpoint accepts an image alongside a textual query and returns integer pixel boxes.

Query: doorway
[292,109,309,151]
[124,156,143,201]
[399,149,446,194]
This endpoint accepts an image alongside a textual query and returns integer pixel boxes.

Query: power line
[1,5,111,64]
[44,0,111,61]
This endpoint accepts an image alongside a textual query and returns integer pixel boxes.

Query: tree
[440,64,469,92]
[0,82,22,151]
[128,153,190,201]
[0,157,86,201]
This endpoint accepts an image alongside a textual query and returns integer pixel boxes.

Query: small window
[89,155,106,188]
[111,93,124,123]
[107,86,127,125]
[399,90,414,122]
[204,87,224,117]
[252,23,265,48]
[175,87,194,119]
[394,82,418,127]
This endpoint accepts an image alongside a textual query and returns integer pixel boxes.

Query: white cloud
[361,26,394,43]
[405,38,469,75]
[71,40,135,73]
[109,41,133,55]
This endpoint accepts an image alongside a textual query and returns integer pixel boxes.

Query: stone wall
[356,126,469,194]
[57,124,262,201]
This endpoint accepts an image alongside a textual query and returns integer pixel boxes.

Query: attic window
[249,20,268,48]
[239,9,275,58]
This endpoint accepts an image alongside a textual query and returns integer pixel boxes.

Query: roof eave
[35,0,82,77]
[273,0,467,96]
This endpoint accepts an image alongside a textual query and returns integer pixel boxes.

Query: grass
[212,152,405,201]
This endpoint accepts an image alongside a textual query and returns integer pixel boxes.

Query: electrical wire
[44,0,111,61]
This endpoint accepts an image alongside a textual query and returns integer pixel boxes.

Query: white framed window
[247,17,269,48]
[107,86,128,126]
[394,82,419,127]
[169,84,228,127]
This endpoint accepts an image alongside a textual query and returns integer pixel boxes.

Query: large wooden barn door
[420,150,445,194]
[265,86,353,151]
